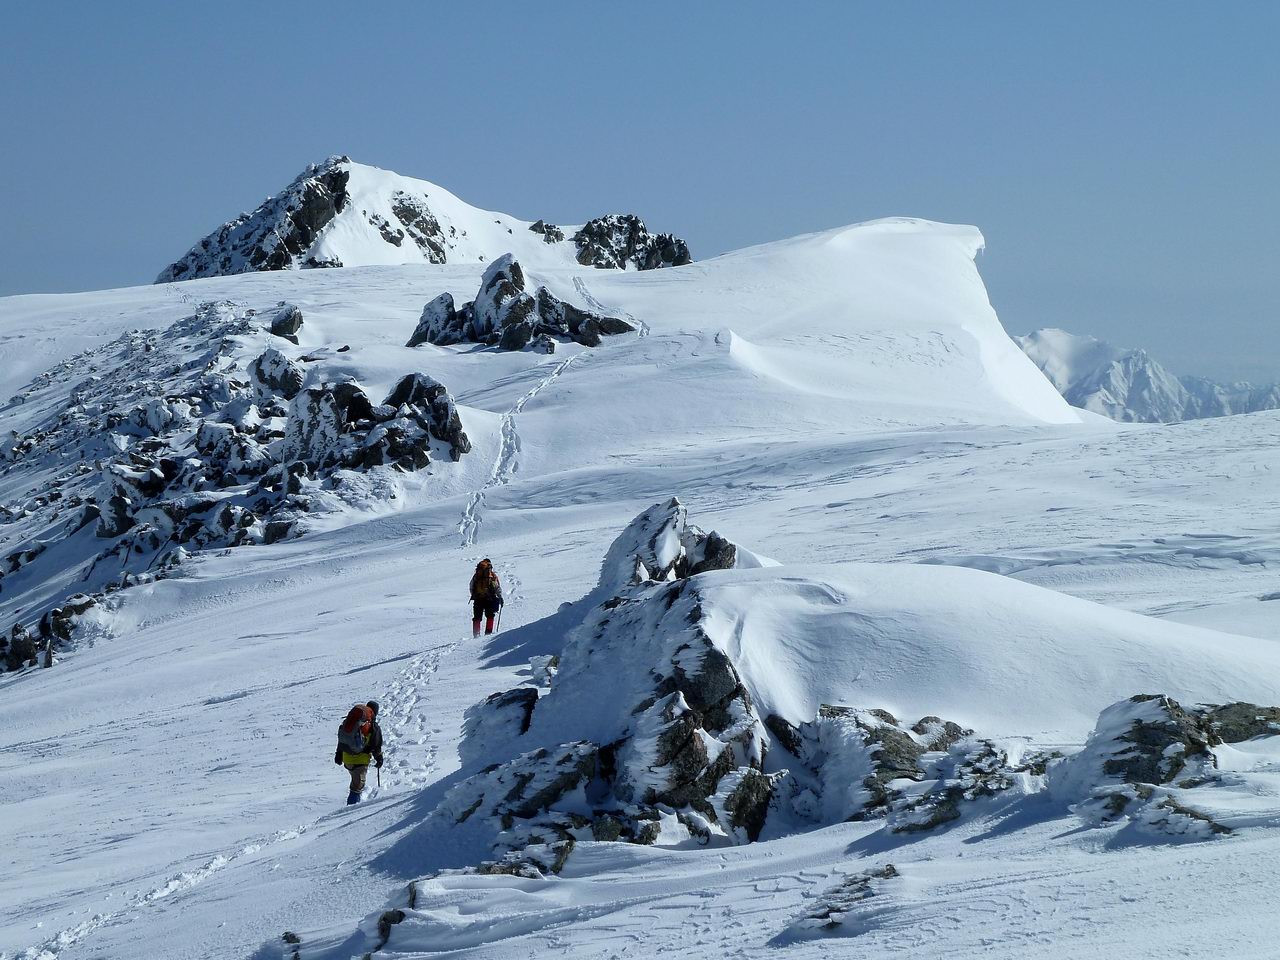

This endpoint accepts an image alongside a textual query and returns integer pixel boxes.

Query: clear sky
[3,2,1277,381]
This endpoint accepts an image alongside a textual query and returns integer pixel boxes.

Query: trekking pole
[377,765,382,788]
[496,607,503,632]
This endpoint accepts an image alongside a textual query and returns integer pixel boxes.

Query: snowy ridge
[156,157,692,282]
[4,187,1280,960]
[1017,327,1280,422]
[283,503,1280,957]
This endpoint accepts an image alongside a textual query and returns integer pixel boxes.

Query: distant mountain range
[1016,328,1280,423]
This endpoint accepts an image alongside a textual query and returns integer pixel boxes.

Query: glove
[375,756,384,769]
[334,749,343,765]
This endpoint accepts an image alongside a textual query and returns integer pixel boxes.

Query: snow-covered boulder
[1049,695,1228,837]
[250,348,304,401]
[597,496,769,591]
[406,293,458,348]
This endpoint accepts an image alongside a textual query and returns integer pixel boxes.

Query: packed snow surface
[1,211,1278,960]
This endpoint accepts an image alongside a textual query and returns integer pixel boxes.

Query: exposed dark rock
[250,348,304,400]
[573,214,692,271]
[390,191,447,262]
[407,255,633,352]
[407,293,457,347]
[38,594,97,643]
[157,157,352,282]
[1203,702,1280,743]
[529,219,565,243]
[766,713,804,757]
[5,623,36,670]
[720,769,776,842]
[268,303,304,344]
[1105,694,1218,785]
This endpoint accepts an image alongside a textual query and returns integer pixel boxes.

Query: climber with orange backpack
[469,558,504,637]
[334,702,382,805]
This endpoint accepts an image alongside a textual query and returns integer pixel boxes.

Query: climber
[334,702,381,805]
[470,558,504,636]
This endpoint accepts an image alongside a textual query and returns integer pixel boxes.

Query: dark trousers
[472,599,499,634]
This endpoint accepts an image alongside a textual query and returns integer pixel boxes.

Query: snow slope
[2,210,1279,960]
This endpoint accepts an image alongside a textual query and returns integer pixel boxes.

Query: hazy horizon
[4,2,1277,382]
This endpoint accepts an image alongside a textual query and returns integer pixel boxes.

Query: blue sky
[3,2,1276,380]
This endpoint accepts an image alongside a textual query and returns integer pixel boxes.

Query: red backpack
[337,704,371,754]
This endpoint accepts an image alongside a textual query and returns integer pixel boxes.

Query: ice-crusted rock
[572,214,692,271]
[416,502,770,872]
[383,373,471,462]
[250,348,304,401]
[406,293,458,348]
[1049,695,1230,837]
[597,496,763,590]
[785,864,900,938]
[406,255,635,352]
[157,157,353,282]
[459,688,539,767]
[0,299,474,670]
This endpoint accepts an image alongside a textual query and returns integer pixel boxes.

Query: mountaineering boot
[347,791,361,805]
[485,615,496,635]
[472,618,482,638]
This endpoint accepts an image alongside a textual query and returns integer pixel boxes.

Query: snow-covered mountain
[155,156,692,282]
[4,187,1280,960]
[1016,327,1280,422]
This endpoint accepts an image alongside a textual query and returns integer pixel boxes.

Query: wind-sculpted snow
[0,300,471,671]
[156,157,693,282]
[286,503,1280,958]
[9,203,1280,958]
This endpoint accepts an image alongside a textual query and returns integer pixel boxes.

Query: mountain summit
[1016,327,1280,422]
[155,156,691,282]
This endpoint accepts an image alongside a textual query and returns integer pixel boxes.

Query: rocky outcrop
[157,157,353,282]
[405,255,635,352]
[1049,694,1238,837]
[0,300,471,670]
[572,215,692,271]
